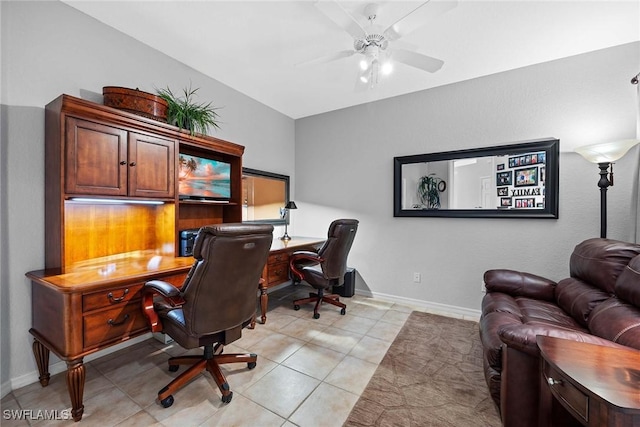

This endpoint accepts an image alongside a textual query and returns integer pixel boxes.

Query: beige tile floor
[2,286,413,427]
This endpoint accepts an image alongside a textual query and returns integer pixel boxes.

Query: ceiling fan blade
[392,49,444,73]
[314,0,367,40]
[383,0,458,42]
[296,50,356,67]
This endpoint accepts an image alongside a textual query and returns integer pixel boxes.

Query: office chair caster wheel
[168,365,179,372]
[248,361,256,369]
[313,312,320,319]
[221,392,233,404]
[160,395,174,408]
[294,305,300,311]
[340,308,346,315]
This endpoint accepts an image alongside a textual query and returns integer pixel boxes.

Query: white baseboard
[354,289,482,322]
[8,333,152,393]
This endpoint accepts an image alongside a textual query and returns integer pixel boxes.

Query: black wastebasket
[334,267,356,297]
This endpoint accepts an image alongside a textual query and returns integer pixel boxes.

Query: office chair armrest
[141,280,186,333]
[289,251,324,282]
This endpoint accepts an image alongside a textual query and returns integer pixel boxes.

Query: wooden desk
[27,252,194,421]
[537,336,640,427]
[27,238,323,421]
[259,237,325,324]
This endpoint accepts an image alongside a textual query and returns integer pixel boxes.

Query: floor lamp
[575,139,639,238]
[280,201,297,241]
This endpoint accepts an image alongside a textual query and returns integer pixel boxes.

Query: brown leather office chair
[142,223,273,408]
[290,219,358,319]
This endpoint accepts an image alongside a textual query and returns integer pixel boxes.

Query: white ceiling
[64,0,639,119]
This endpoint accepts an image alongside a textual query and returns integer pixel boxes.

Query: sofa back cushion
[588,298,640,349]
[555,278,611,327]
[569,238,640,294]
[615,254,640,307]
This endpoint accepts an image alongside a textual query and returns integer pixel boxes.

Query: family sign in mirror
[393,139,559,218]
[242,168,290,225]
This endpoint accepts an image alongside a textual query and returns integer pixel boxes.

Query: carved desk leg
[32,339,50,387]
[66,359,85,422]
[259,282,268,324]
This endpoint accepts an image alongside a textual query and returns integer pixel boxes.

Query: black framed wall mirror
[242,168,290,225]
[393,139,559,219]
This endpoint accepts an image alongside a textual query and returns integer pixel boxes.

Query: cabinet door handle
[107,314,130,327]
[119,160,127,165]
[129,161,137,167]
[547,377,563,386]
[107,288,129,303]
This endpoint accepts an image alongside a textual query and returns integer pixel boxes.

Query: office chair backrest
[318,219,359,281]
[181,223,273,337]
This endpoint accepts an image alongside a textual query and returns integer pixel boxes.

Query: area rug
[344,311,501,427]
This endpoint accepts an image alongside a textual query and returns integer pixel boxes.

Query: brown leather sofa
[479,238,640,427]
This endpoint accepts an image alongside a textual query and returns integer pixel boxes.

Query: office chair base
[293,292,347,319]
[157,345,257,407]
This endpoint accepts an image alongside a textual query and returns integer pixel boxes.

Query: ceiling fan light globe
[381,61,393,75]
[359,59,369,71]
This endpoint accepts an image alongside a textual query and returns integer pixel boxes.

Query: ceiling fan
[304,0,458,89]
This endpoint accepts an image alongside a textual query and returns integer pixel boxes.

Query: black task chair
[142,223,273,407]
[290,219,358,319]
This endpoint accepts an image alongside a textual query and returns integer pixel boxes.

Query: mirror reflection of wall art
[496,171,513,186]
[393,138,559,218]
[514,167,538,187]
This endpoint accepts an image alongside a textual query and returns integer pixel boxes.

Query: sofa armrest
[484,269,556,301]
[498,321,623,357]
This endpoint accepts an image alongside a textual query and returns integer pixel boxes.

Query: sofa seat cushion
[480,293,586,373]
[517,297,583,328]
[555,277,612,327]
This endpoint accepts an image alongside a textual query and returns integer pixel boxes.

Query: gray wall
[0,1,295,392]
[294,42,639,314]
[1,0,638,395]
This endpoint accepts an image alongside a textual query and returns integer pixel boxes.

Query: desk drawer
[83,302,148,349]
[83,284,143,312]
[82,274,186,312]
[544,362,589,423]
[268,262,290,285]
[268,252,288,265]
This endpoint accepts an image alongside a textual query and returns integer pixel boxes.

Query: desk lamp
[280,201,297,241]
[575,139,639,238]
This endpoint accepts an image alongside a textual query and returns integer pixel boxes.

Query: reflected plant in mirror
[416,174,445,209]
[394,138,559,218]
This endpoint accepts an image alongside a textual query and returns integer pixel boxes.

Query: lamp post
[280,201,297,241]
[575,139,639,238]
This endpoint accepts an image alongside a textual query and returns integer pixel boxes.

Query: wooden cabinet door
[128,132,175,198]
[65,117,128,196]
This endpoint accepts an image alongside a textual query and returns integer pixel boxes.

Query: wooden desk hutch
[27,94,248,421]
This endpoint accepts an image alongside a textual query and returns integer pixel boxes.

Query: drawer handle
[107,314,130,327]
[107,288,129,303]
[547,377,563,386]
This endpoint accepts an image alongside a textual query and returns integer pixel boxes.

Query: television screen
[178,154,231,200]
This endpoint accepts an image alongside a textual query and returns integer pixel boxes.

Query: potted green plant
[156,85,221,136]
[417,174,444,209]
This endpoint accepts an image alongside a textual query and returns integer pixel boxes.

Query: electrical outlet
[413,272,421,283]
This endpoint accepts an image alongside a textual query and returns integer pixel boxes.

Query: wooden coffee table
[537,335,640,427]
